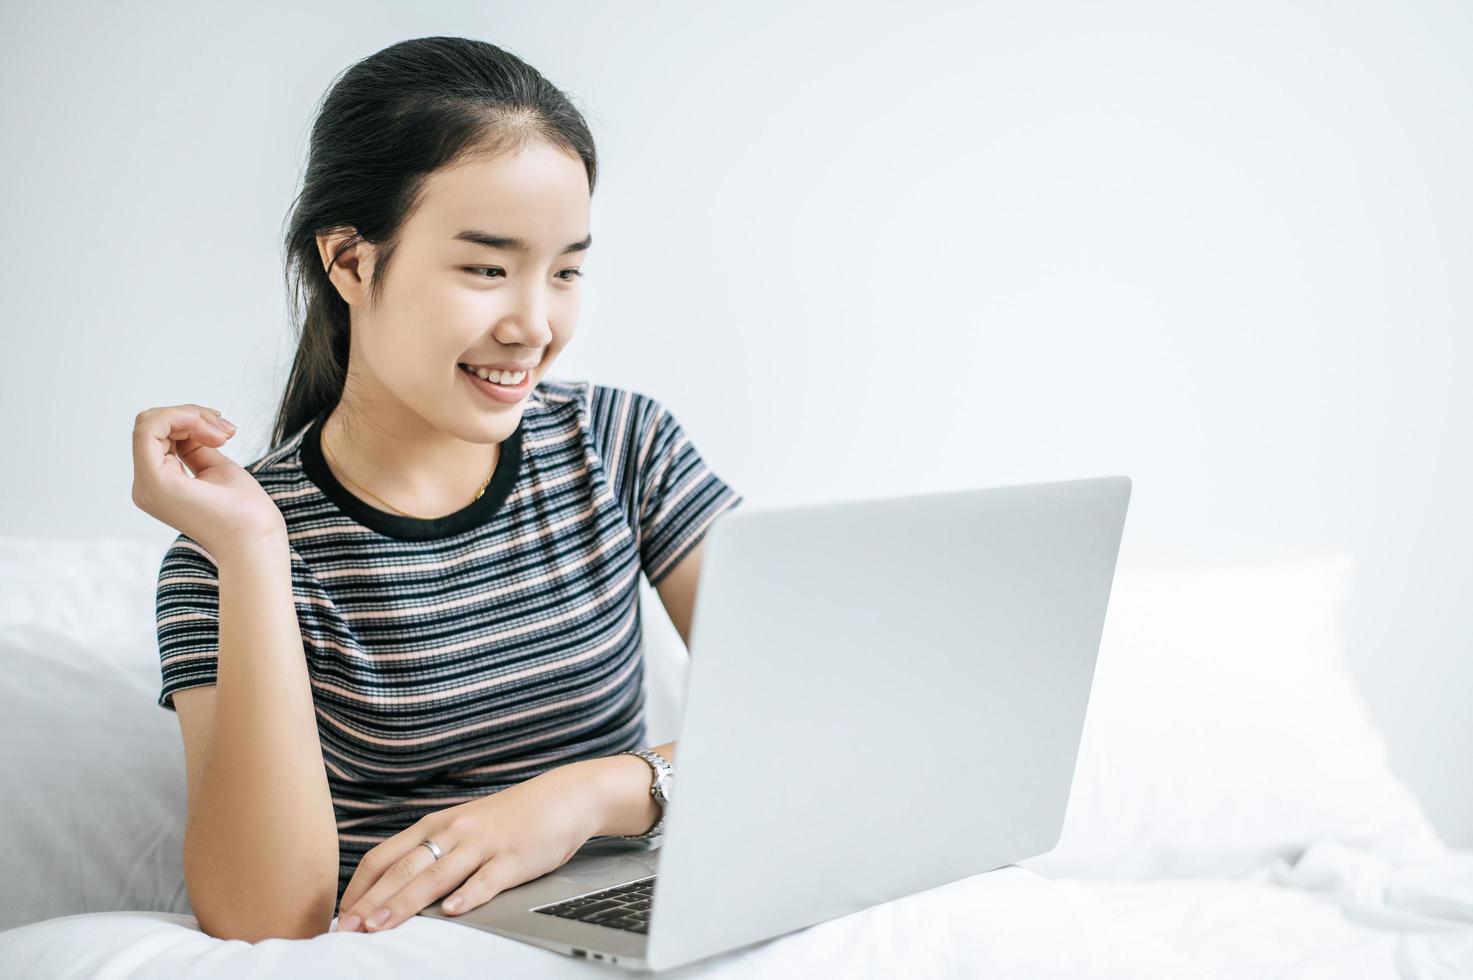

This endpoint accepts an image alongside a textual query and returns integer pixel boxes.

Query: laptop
[418,475,1133,972]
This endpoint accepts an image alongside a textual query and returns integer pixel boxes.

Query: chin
[480,408,525,440]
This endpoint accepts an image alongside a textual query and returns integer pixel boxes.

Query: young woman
[128,36,743,943]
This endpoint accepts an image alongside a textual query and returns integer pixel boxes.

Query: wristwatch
[617,748,673,841]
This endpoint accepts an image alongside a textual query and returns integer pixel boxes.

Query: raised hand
[130,404,287,559]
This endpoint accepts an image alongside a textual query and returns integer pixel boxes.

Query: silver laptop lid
[645,475,1132,972]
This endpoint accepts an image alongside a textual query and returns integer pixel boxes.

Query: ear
[316,227,375,303]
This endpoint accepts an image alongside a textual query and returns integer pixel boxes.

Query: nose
[496,285,557,350]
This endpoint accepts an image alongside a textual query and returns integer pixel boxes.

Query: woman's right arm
[132,405,338,940]
[174,532,339,942]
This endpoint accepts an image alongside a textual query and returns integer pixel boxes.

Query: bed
[1,535,1469,978]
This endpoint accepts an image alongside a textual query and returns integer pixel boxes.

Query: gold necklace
[322,433,495,521]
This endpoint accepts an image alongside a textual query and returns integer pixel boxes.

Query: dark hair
[270,36,598,447]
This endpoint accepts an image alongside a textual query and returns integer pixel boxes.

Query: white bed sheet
[1072,841,1473,980]
[0,865,1218,980]
[1080,877,1413,979]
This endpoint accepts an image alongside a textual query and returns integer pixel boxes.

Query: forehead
[413,140,590,244]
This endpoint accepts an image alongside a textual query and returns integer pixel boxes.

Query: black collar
[299,409,525,541]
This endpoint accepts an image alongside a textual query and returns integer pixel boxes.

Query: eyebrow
[453,230,593,255]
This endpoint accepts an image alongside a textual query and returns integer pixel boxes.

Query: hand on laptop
[335,762,608,932]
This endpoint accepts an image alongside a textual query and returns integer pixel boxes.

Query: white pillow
[0,535,170,653]
[1020,551,1448,880]
[0,621,191,932]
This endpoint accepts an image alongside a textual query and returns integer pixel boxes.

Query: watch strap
[616,748,671,840]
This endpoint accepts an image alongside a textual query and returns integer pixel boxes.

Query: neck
[321,405,502,519]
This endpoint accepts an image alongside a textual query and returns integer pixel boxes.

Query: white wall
[3,0,1469,845]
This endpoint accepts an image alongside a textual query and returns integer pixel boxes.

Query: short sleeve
[155,532,222,711]
[631,396,745,587]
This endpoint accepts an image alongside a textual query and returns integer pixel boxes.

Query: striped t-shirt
[154,377,744,904]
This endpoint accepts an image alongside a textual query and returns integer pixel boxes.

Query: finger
[437,853,531,917]
[167,435,230,480]
[338,820,434,915]
[337,831,436,931]
[131,405,236,481]
[362,843,485,932]
[339,857,392,923]
[346,841,469,932]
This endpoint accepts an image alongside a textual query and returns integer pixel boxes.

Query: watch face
[655,772,673,801]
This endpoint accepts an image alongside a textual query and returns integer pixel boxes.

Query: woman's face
[337,139,591,445]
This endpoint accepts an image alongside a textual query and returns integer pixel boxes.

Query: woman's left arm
[584,738,677,838]
[336,739,678,932]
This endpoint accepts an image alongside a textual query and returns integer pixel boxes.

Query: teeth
[461,365,527,385]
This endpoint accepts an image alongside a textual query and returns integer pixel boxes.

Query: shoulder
[158,531,218,574]
[243,416,317,479]
[533,376,661,414]
[531,376,669,443]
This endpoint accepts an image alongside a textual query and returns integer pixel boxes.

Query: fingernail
[202,409,235,432]
[367,907,390,928]
[443,895,463,912]
[341,913,361,931]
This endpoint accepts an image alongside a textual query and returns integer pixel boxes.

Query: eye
[465,267,585,282]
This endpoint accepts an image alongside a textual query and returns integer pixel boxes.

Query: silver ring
[419,839,442,860]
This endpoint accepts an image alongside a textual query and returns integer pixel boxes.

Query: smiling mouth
[458,363,530,385]
[458,363,535,402]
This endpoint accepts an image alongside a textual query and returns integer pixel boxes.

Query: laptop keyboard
[531,875,655,934]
